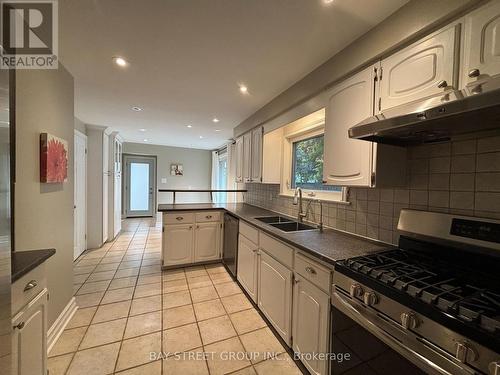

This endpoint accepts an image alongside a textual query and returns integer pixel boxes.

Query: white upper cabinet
[243,132,252,183]
[323,65,376,186]
[379,23,460,111]
[250,127,263,182]
[235,136,244,183]
[462,0,500,86]
[262,128,283,184]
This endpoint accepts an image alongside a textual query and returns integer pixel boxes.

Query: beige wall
[235,0,482,136]
[15,66,75,327]
[123,142,212,205]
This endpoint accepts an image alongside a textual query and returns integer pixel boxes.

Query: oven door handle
[332,291,476,375]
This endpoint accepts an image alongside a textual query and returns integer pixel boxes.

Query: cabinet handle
[189,226,193,229]
[13,322,25,330]
[24,280,38,292]
[176,217,184,221]
[437,80,448,89]
[205,215,212,219]
[468,68,480,78]
[196,225,200,229]
[293,278,300,284]
[305,266,317,275]
[252,248,258,253]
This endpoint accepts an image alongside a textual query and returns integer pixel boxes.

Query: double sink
[254,216,317,232]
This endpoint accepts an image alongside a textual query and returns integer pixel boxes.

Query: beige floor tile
[86,270,116,282]
[134,283,162,298]
[116,332,161,372]
[47,353,73,375]
[123,254,143,261]
[187,275,212,289]
[73,274,90,284]
[130,295,161,316]
[214,281,241,297]
[93,262,120,272]
[119,260,142,269]
[49,327,86,357]
[231,366,258,375]
[74,265,96,275]
[92,300,131,323]
[163,279,188,293]
[137,274,161,285]
[73,284,82,294]
[162,270,186,281]
[115,267,140,278]
[230,309,266,335]
[101,255,124,264]
[66,307,97,329]
[190,285,219,303]
[109,276,137,290]
[184,266,208,278]
[210,273,233,285]
[80,318,127,349]
[140,265,162,275]
[221,293,253,313]
[76,258,101,267]
[193,299,226,321]
[162,323,202,353]
[239,328,285,364]
[101,286,135,304]
[253,353,301,375]
[163,348,209,375]
[67,342,120,375]
[77,280,111,295]
[162,290,191,309]
[116,361,161,374]
[75,291,104,308]
[205,264,227,275]
[197,315,237,345]
[124,311,161,338]
[205,337,251,375]
[163,304,196,329]
[141,259,161,267]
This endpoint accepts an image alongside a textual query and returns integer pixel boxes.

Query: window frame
[280,121,347,202]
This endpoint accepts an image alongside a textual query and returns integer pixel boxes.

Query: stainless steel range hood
[349,76,500,146]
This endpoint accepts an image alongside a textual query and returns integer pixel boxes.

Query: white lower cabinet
[258,250,293,346]
[194,222,221,262]
[237,234,259,302]
[12,288,48,375]
[292,275,330,375]
[163,223,194,266]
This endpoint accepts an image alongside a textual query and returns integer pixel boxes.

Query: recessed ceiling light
[139,128,146,132]
[215,129,221,132]
[113,56,128,67]
[186,125,192,128]
[131,106,143,112]
[143,139,148,142]
[323,0,334,4]
[212,118,219,123]
[239,84,248,94]
[199,135,204,139]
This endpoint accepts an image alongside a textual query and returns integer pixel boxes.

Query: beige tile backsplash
[244,135,500,246]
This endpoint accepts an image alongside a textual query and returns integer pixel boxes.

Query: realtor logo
[0,0,58,69]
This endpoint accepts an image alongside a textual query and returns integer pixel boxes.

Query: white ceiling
[60,0,408,149]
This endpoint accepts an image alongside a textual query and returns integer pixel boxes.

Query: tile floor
[48,217,302,375]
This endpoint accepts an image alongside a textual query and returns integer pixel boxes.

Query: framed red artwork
[40,133,68,183]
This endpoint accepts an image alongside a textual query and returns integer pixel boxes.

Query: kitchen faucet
[293,187,306,222]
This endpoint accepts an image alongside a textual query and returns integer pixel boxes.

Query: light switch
[161,178,167,184]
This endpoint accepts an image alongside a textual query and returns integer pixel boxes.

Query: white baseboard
[47,297,78,353]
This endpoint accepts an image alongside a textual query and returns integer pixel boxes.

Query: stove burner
[343,250,500,334]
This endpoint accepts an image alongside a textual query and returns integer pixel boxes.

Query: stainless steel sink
[255,216,294,224]
[269,221,317,232]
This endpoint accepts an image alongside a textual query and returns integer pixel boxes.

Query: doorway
[124,154,156,217]
[74,130,87,260]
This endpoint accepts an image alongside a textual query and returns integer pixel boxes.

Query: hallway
[47,218,300,375]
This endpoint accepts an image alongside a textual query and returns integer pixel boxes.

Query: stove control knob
[400,311,419,330]
[349,283,363,298]
[363,291,378,306]
[455,341,478,363]
[489,361,500,375]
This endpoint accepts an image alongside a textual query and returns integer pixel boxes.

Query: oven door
[330,289,477,375]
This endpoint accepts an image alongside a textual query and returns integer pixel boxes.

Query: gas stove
[332,209,500,375]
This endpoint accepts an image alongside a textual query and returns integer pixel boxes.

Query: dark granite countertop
[11,249,56,283]
[158,203,390,265]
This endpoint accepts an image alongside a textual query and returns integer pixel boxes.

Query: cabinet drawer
[295,252,331,293]
[12,264,47,314]
[259,232,293,269]
[195,211,221,223]
[240,221,259,244]
[164,212,194,224]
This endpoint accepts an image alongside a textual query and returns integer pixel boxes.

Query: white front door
[124,155,156,217]
[74,131,87,260]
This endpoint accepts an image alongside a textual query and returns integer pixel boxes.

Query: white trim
[47,297,77,353]
[74,129,87,139]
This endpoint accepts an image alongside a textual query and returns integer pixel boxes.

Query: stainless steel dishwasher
[222,213,239,278]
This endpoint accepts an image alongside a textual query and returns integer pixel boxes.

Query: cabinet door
[235,136,244,183]
[323,65,376,186]
[243,133,252,183]
[292,276,330,375]
[102,133,109,243]
[262,128,283,184]
[194,222,221,262]
[250,127,263,182]
[379,23,459,111]
[163,224,194,266]
[12,289,48,375]
[237,234,259,302]
[462,0,500,86]
[258,251,292,345]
